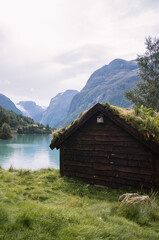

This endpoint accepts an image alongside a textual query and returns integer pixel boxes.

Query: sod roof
[50,103,159,154]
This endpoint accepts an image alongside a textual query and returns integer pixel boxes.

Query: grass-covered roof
[50,103,159,152]
[102,103,159,144]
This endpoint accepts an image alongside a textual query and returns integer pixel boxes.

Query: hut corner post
[152,153,159,189]
[60,145,64,176]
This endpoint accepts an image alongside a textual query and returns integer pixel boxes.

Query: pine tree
[125,37,159,111]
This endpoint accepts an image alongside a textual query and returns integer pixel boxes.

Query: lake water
[0,134,59,170]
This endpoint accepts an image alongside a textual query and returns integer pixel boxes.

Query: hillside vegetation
[0,93,22,115]
[0,106,52,139]
[0,168,159,240]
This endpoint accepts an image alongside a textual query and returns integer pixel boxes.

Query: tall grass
[0,168,159,240]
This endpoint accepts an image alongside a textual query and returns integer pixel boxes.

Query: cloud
[0,32,5,45]
[108,0,159,18]
[0,44,110,105]
[52,45,110,69]
[47,44,112,88]
[0,0,159,106]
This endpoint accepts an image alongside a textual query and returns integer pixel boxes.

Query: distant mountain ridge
[0,90,78,127]
[39,90,79,127]
[0,93,22,115]
[16,90,79,127]
[16,101,44,120]
[0,58,141,128]
[58,59,140,127]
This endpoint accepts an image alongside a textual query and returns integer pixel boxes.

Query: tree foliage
[125,36,159,111]
[0,123,12,139]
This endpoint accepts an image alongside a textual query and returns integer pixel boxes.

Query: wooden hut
[50,103,159,190]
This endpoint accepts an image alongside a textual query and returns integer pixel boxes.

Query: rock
[118,193,151,206]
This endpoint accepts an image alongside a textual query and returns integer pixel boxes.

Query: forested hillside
[0,94,22,114]
[0,106,52,139]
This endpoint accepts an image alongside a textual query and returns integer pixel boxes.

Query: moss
[102,103,159,145]
[102,102,120,115]
[50,127,66,147]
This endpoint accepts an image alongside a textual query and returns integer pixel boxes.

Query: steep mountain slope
[59,59,140,127]
[40,89,78,127]
[0,93,22,115]
[16,101,45,121]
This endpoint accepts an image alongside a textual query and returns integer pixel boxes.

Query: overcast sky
[0,0,159,106]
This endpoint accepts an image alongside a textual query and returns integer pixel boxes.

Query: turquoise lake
[0,135,59,170]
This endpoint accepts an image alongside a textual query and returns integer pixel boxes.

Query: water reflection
[0,135,59,170]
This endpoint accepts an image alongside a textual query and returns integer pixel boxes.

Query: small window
[97,114,104,123]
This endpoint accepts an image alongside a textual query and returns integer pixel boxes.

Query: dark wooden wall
[60,112,154,190]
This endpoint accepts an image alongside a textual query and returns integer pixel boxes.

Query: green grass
[0,168,159,240]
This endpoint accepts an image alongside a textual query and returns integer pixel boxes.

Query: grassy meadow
[0,168,159,240]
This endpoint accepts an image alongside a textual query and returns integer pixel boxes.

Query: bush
[9,166,14,172]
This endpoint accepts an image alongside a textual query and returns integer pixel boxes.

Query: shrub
[9,165,14,172]
[0,122,12,139]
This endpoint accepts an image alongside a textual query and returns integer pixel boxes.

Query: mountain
[1,59,140,128]
[16,101,45,121]
[40,89,79,127]
[0,93,22,115]
[59,59,140,127]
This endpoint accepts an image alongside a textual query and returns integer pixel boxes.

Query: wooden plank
[62,170,152,189]
[64,170,152,189]
[64,145,150,155]
[117,165,152,175]
[115,171,152,182]
[63,162,152,177]
[127,153,151,161]
[64,149,109,157]
[67,136,136,143]
[67,150,149,160]
[63,149,151,161]
[64,159,94,168]
[82,120,124,130]
[93,163,152,175]
[64,156,96,163]
[63,170,95,182]
[105,158,152,168]
[66,138,143,147]
[112,146,149,155]
[93,175,152,189]
[74,117,131,132]
[64,144,106,151]
[93,163,114,171]
[64,165,94,174]
[76,130,131,137]
[92,169,152,182]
